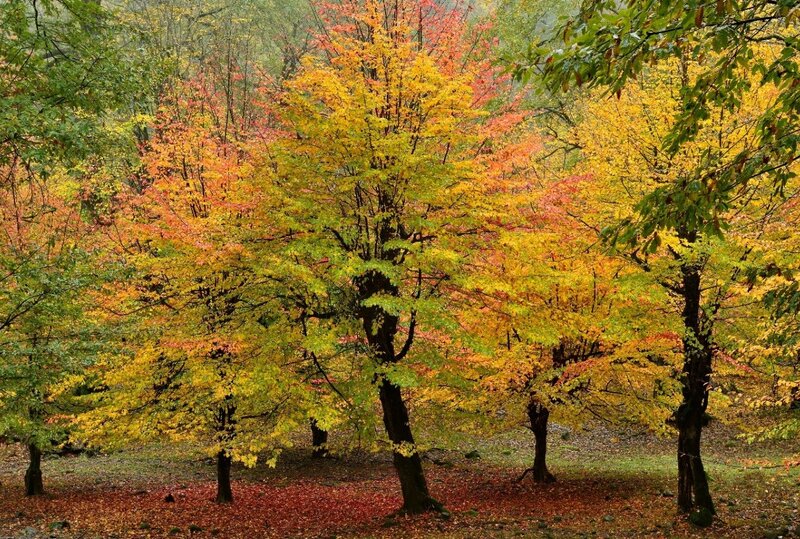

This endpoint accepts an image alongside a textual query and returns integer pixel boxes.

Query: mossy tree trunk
[675,255,715,520]
[358,270,441,514]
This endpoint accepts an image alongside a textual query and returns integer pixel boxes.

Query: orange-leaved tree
[460,162,682,483]
[80,73,311,504]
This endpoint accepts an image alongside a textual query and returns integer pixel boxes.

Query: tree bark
[311,419,329,458]
[379,378,440,514]
[216,451,233,504]
[357,270,440,514]
[675,259,715,518]
[527,401,555,483]
[24,444,44,496]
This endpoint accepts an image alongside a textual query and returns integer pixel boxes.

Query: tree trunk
[676,259,715,519]
[379,378,441,514]
[311,419,329,458]
[24,444,44,496]
[357,270,441,514]
[527,401,555,483]
[216,451,233,504]
[677,409,713,514]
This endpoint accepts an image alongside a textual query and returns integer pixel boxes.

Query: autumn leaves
[2,0,799,529]
[77,0,518,513]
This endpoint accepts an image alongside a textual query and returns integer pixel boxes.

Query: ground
[0,424,798,538]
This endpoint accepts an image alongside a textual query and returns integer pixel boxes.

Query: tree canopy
[1,0,799,532]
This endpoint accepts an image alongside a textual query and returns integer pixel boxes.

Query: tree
[0,202,113,496]
[0,0,137,495]
[562,58,796,522]
[79,77,309,504]
[270,0,517,514]
[519,11,800,486]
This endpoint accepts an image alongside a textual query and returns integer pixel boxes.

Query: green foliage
[0,244,117,450]
[0,0,140,460]
[524,0,800,238]
[0,0,140,168]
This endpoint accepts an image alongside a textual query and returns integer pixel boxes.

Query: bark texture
[24,444,44,496]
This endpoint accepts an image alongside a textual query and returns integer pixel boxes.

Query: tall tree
[0,0,136,495]
[563,58,796,523]
[460,165,681,484]
[0,196,114,496]
[270,0,518,513]
[79,76,308,504]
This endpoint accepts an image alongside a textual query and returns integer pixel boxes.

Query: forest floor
[0,423,798,539]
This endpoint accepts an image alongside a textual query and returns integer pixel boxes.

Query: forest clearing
[2,0,800,537]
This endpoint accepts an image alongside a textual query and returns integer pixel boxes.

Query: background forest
[1,0,799,537]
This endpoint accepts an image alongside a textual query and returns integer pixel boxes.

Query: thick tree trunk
[24,444,44,496]
[527,401,555,483]
[311,419,329,458]
[676,259,715,520]
[216,451,233,504]
[677,410,713,514]
[379,379,440,514]
[358,270,440,514]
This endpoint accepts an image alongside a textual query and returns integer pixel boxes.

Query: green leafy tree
[0,0,137,495]
[519,0,800,216]
[0,237,112,496]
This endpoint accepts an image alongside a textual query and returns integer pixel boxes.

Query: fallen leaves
[0,463,686,538]
[1,433,798,538]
